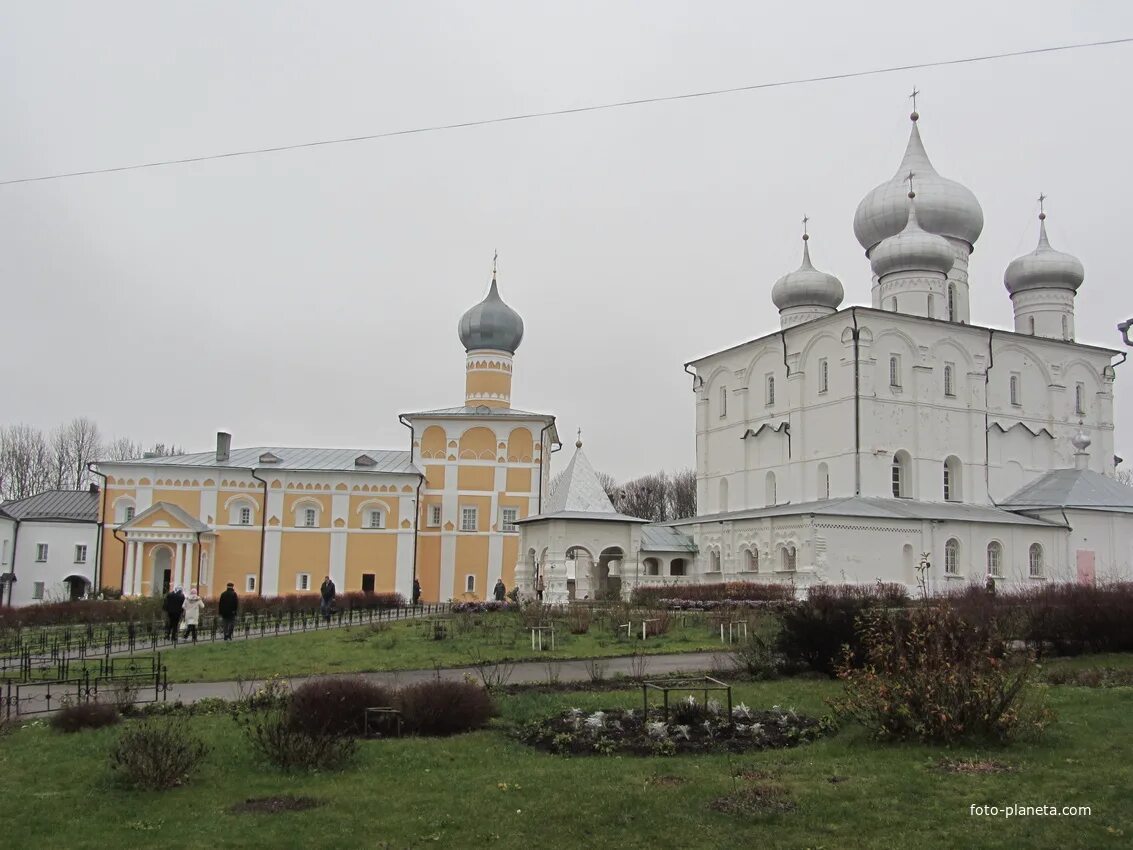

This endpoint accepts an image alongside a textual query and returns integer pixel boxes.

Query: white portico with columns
[119,502,212,596]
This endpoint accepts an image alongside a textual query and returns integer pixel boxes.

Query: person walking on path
[163,586,185,642]
[182,588,205,643]
[320,575,336,624]
[493,578,507,602]
[412,577,422,607]
[218,582,239,641]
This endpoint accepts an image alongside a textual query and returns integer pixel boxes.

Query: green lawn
[3,673,1131,849]
[152,616,725,683]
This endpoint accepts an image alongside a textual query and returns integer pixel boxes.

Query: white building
[517,106,1133,598]
[0,489,101,606]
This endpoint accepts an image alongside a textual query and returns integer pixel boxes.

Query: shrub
[109,718,210,789]
[631,582,796,606]
[287,677,394,738]
[777,584,905,676]
[1013,583,1133,656]
[831,606,1054,744]
[730,618,782,680]
[396,680,493,736]
[807,582,908,605]
[241,710,357,771]
[51,702,120,734]
[564,606,591,634]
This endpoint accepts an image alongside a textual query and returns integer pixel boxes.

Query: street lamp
[1119,319,1133,348]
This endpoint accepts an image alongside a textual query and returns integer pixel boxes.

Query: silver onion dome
[870,195,955,279]
[1004,214,1084,295]
[458,275,525,354]
[771,235,844,312]
[854,114,984,253]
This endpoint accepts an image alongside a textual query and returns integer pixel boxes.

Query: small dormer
[259,452,282,465]
[354,454,377,468]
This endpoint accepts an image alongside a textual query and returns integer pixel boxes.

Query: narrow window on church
[986,541,1003,578]
[945,538,959,575]
[1075,382,1086,415]
[304,507,317,528]
[1009,373,1021,406]
[889,356,901,388]
[947,284,956,321]
[1062,315,1069,340]
[818,358,829,394]
[943,363,955,397]
[1029,543,1044,578]
[1029,316,1036,335]
[943,463,951,501]
[927,294,934,317]
[719,385,727,418]
[766,375,775,406]
[891,451,910,498]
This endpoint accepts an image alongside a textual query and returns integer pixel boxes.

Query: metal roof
[0,490,99,522]
[1001,469,1133,513]
[666,496,1063,528]
[544,445,621,515]
[99,447,419,475]
[401,406,554,421]
[516,510,651,525]
[641,524,698,552]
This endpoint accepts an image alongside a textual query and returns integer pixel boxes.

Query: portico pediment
[120,501,211,536]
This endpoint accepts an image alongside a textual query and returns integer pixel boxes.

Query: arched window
[766,375,776,406]
[644,557,661,576]
[943,363,955,397]
[1009,374,1020,406]
[765,471,777,506]
[670,558,687,577]
[947,283,956,321]
[986,541,1003,578]
[367,508,385,529]
[818,358,829,394]
[1075,383,1086,415]
[945,538,959,575]
[114,497,136,524]
[465,574,476,593]
[718,477,729,513]
[1029,316,1036,335]
[294,500,322,529]
[743,548,758,572]
[892,450,911,498]
[719,385,728,418]
[781,546,796,571]
[817,462,830,499]
[926,293,934,317]
[889,356,901,388]
[227,497,256,526]
[1029,543,1044,578]
[943,456,962,502]
[709,550,721,572]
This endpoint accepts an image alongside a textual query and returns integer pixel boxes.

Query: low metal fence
[1,662,169,721]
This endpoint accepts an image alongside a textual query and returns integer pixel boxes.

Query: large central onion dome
[870,193,955,279]
[458,274,524,354]
[854,112,984,253]
[1004,212,1084,294]
[771,234,844,312]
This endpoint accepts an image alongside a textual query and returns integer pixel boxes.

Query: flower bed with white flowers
[515,697,831,756]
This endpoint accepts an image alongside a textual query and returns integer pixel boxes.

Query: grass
[148,615,726,683]
[2,674,1131,849]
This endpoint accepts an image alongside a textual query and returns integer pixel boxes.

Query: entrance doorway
[154,547,173,595]
[64,576,88,601]
[361,573,376,593]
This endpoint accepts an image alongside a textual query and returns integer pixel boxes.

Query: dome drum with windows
[458,263,526,408]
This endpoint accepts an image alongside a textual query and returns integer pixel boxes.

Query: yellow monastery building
[93,274,559,602]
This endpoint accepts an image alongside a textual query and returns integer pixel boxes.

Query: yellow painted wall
[212,529,262,594]
[457,466,495,491]
[278,532,331,595]
[416,535,442,602]
[150,489,202,518]
[465,369,512,400]
[507,428,533,462]
[458,427,496,460]
[501,535,520,588]
[282,493,332,528]
[100,528,126,592]
[454,535,490,599]
[344,534,400,592]
[421,425,447,458]
[506,467,532,493]
[424,464,445,489]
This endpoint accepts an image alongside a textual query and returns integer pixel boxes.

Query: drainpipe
[4,518,18,606]
[88,463,108,594]
[984,329,996,503]
[780,331,793,459]
[399,415,425,591]
[249,469,268,597]
[851,307,862,496]
[112,524,128,597]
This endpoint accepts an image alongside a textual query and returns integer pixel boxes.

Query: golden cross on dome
[905,171,916,195]
[909,86,919,111]
[801,214,809,237]
[1038,193,1047,216]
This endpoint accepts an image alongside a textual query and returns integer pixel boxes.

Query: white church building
[518,105,1133,599]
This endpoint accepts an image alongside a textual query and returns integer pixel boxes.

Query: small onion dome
[870,196,955,279]
[770,236,844,312]
[854,115,984,253]
[1071,428,1092,452]
[457,276,525,354]
[1004,215,1084,295]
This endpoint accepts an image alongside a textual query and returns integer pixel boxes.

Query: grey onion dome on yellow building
[854,112,984,253]
[870,194,956,279]
[458,274,525,354]
[770,234,844,312]
[1004,212,1084,294]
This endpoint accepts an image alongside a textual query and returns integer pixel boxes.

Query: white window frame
[1009,373,1021,407]
[766,374,775,406]
[367,509,385,529]
[719,385,727,418]
[947,283,956,321]
[926,293,934,317]
[33,581,45,600]
[501,506,519,533]
[943,462,952,502]
[239,506,252,526]
[125,506,135,521]
[297,572,311,592]
[427,504,442,527]
[1029,543,1044,578]
[460,506,478,533]
[304,508,317,528]
[465,574,476,593]
[943,363,955,397]
[74,544,87,564]
[743,548,758,573]
[246,574,257,593]
[818,358,829,394]
[35,543,48,562]
[889,355,902,389]
[987,542,1003,578]
[1,539,7,565]
[944,539,959,575]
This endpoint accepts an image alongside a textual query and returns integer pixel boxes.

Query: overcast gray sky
[2,1,1132,482]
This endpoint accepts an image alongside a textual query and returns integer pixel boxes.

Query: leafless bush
[628,648,650,681]
[464,647,515,692]
[239,710,357,772]
[110,718,209,789]
[584,658,608,682]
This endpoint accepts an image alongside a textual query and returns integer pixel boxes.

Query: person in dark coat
[411,577,422,607]
[493,579,506,602]
[319,575,336,623]
[162,586,185,642]
[218,582,239,641]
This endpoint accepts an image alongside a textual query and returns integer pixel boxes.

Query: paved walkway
[166,651,728,704]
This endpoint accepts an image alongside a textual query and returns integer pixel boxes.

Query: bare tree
[147,443,184,457]
[667,468,697,519]
[48,417,102,489]
[105,436,144,462]
[0,424,54,501]
[1118,467,1133,488]
[595,470,621,503]
[617,472,670,522]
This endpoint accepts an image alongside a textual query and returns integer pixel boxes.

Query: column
[124,541,136,597]
[183,542,194,589]
[174,542,185,590]
[132,542,144,596]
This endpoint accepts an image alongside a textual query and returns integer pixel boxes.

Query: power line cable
[3,35,1131,187]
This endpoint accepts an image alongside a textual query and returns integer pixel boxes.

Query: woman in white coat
[182,588,205,643]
